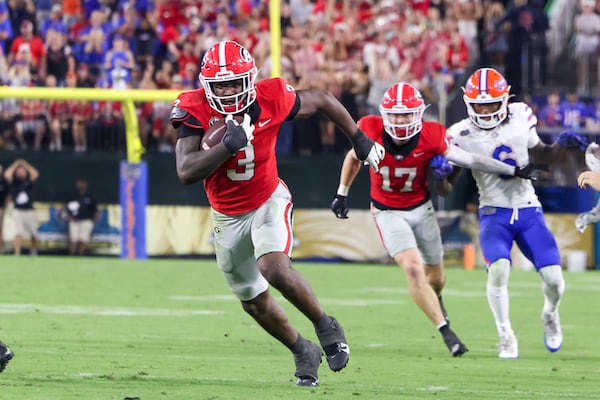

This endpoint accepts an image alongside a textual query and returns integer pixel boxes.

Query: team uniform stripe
[218,41,227,70]
[479,69,488,95]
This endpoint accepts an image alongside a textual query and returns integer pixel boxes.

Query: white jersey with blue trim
[447,102,542,209]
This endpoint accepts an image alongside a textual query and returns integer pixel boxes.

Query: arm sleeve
[445,145,515,176]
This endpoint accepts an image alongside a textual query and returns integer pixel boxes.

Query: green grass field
[0,256,599,400]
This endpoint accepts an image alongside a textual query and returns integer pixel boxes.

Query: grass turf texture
[0,257,599,399]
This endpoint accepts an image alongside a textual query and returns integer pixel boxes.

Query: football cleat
[294,340,323,387]
[498,334,519,359]
[441,327,468,357]
[0,341,14,372]
[542,311,563,352]
[315,315,350,372]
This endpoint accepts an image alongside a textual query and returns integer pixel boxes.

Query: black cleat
[441,327,468,357]
[315,315,350,372]
[294,340,322,387]
[0,341,14,373]
[438,295,450,326]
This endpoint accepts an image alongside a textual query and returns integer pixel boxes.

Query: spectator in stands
[8,19,45,81]
[15,91,47,151]
[39,3,67,40]
[64,178,98,256]
[482,1,508,73]
[586,97,600,130]
[44,27,75,87]
[573,0,600,95]
[133,12,158,70]
[67,71,93,153]
[103,34,135,90]
[46,73,68,151]
[0,1,13,54]
[3,158,39,256]
[559,91,589,129]
[538,91,564,129]
[0,163,8,252]
[452,0,484,66]
[76,9,111,77]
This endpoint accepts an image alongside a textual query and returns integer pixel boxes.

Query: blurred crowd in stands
[0,0,597,155]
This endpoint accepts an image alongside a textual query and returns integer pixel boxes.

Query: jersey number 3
[226,141,255,181]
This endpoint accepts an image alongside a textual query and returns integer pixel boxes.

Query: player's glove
[350,129,385,172]
[331,194,349,219]
[575,209,600,233]
[513,163,548,180]
[223,114,255,154]
[557,130,589,151]
[430,155,454,180]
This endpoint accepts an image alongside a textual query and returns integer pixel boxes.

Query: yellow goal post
[0,87,180,163]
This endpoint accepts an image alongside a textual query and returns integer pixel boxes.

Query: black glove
[223,117,248,154]
[331,194,349,219]
[514,164,548,180]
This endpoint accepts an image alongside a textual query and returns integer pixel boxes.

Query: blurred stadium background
[0,0,598,271]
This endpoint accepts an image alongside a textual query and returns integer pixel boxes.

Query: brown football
[200,116,243,150]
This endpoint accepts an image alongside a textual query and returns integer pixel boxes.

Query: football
[200,116,243,150]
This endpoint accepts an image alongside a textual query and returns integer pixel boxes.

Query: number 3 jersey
[447,102,542,209]
[171,78,298,215]
[359,115,449,209]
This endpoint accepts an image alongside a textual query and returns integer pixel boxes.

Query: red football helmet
[199,41,258,114]
[379,82,426,141]
[462,68,511,129]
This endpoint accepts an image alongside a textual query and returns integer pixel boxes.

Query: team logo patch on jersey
[481,206,497,215]
[459,129,470,136]
[170,106,188,120]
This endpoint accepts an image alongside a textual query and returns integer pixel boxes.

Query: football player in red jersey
[330,82,541,357]
[170,40,385,387]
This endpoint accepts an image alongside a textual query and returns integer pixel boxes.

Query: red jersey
[173,78,297,215]
[359,116,448,209]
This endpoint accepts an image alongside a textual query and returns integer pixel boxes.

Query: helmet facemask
[201,71,257,114]
[380,106,425,141]
[464,96,509,130]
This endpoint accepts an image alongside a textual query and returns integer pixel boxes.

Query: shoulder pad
[170,106,188,122]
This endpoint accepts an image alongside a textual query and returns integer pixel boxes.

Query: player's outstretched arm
[445,145,540,179]
[529,131,588,164]
[296,89,384,172]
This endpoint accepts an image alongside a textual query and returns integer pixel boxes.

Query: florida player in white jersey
[329,82,539,357]
[445,67,578,359]
[170,41,385,387]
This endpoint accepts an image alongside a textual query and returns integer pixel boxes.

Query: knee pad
[487,258,510,287]
[539,265,565,287]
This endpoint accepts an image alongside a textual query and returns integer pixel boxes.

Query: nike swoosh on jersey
[258,118,272,127]
[413,152,425,157]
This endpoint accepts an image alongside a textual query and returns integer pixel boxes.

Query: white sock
[487,258,513,337]
[539,265,565,314]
